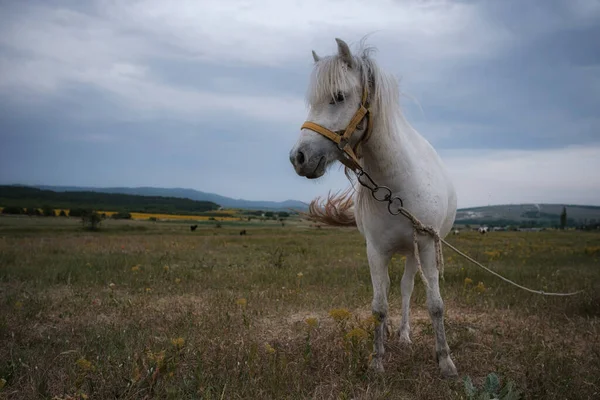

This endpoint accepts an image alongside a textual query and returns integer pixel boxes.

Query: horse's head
[289,38,372,179]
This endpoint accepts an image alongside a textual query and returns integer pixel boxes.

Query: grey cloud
[1,0,599,207]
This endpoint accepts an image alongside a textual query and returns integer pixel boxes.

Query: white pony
[289,38,458,377]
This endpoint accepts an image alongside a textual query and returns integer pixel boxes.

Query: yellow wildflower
[132,366,141,382]
[145,287,152,293]
[163,265,170,272]
[147,350,165,364]
[360,315,379,331]
[464,277,473,286]
[131,265,141,272]
[346,327,369,343]
[76,358,93,371]
[475,281,486,293]
[264,343,276,354]
[171,337,185,348]
[329,308,351,323]
[175,278,181,284]
[305,317,318,329]
[236,298,247,308]
[297,272,303,278]
[484,250,501,259]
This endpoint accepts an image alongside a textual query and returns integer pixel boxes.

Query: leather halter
[301,86,373,171]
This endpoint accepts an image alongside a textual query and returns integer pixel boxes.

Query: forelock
[306,54,363,106]
[304,39,402,132]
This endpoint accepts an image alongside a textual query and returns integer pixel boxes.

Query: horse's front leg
[366,240,392,373]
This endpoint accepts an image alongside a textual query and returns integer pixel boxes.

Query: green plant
[269,247,285,269]
[1,206,24,215]
[26,207,41,216]
[81,211,102,231]
[464,373,521,400]
[68,208,91,217]
[41,205,55,217]
[560,206,567,230]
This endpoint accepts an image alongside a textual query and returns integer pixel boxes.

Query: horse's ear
[311,50,320,63]
[335,38,354,67]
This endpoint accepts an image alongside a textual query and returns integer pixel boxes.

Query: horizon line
[2,182,600,209]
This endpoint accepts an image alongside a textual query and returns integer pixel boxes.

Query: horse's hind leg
[398,254,418,344]
[366,240,392,373]
[420,243,458,378]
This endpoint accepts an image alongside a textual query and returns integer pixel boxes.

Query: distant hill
[3,184,598,226]
[455,203,600,228]
[0,185,220,215]
[30,185,310,211]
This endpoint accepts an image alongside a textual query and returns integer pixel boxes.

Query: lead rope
[354,168,585,297]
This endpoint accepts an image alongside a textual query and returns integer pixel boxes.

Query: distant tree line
[241,210,292,221]
[455,216,580,229]
[0,185,220,215]
[520,211,562,219]
[1,206,133,220]
[243,210,291,217]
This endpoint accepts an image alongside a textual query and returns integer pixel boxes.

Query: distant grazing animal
[289,37,458,377]
[453,229,459,235]
[239,229,247,236]
[190,225,198,232]
[478,226,488,234]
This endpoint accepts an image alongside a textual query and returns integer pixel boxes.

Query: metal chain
[355,169,404,216]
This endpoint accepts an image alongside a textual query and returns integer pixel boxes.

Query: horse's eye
[329,92,345,104]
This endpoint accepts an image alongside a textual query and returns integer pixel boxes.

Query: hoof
[439,357,458,379]
[397,330,412,346]
[369,357,385,373]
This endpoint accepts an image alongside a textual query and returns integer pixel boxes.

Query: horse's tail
[303,187,356,227]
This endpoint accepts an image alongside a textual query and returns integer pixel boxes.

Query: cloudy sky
[1,0,599,208]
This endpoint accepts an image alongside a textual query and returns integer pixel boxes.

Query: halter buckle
[337,137,348,151]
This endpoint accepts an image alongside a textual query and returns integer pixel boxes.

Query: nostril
[296,151,305,165]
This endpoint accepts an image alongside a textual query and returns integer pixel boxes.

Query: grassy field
[0,216,599,399]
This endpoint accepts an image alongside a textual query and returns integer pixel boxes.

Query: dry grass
[0,216,599,399]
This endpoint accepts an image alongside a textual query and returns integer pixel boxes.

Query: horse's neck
[360,115,417,191]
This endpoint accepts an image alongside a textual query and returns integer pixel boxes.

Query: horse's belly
[356,204,415,253]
